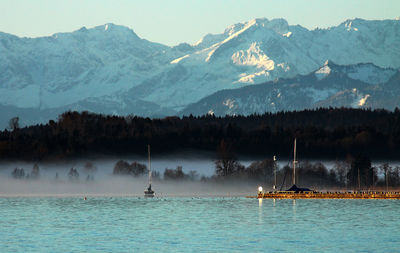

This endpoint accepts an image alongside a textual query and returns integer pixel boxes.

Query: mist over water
[0,156,258,197]
[2,154,400,197]
[0,177,257,197]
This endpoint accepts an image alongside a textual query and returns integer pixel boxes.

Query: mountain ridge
[179,62,399,116]
[0,18,399,128]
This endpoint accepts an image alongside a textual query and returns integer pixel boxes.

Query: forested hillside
[1,108,400,160]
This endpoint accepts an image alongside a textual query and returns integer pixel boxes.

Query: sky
[0,0,399,46]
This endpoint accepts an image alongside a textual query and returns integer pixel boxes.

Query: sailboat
[252,138,400,199]
[286,138,313,192]
[144,144,155,197]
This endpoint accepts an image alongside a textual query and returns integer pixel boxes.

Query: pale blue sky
[0,0,399,46]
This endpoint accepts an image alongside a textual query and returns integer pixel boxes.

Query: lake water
[1,197,399,252]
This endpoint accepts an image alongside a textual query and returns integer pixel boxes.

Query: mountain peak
[313,61,397,84]
[323,60,340,68]
[88,23,141,39]
[224,22,247,36]
[71,23,136,34]
[250,18,289,34]
[315,64,332,80]
[224,18,290,36]
[104,23,111,31]
[94,23,133,33]
[77,26,88,32]
[315,60,343,80]
[251,18,269,25]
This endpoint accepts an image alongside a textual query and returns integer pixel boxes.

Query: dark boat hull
[144,192,155,198]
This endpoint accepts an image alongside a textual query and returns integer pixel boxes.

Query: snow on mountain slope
[192,21,248,49]
[179,63,400,116]
[0,18,399,127]
[314,60,396,84]
[0,24,176,109]
[150,18,400,109]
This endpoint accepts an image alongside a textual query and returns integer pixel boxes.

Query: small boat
[144,184,154,198]
[144,145,155,198]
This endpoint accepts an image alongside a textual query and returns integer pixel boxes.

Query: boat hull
[144,189,155,198]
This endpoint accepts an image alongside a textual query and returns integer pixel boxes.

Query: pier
[250,191,400,199]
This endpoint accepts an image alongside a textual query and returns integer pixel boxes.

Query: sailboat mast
[273,155,277,191]
[148,144,152,185]
[293,138,296,185]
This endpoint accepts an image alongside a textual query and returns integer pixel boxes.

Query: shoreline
[250,191,400,199]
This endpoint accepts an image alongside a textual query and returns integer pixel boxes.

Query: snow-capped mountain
[152,18,400,110]
[0,23,178,108]
[0,18,399,127]
[180,61,400,116]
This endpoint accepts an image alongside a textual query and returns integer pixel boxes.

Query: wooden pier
[249,191,400,199]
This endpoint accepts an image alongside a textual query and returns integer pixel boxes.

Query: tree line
[212,140,400,190]
[1,108,400,160]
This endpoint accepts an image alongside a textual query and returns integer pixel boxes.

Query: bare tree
[334,160,350,187]
[215,140,241,178]
[8,117,19,131]
[380,163,391,191]
[30,164,40,179]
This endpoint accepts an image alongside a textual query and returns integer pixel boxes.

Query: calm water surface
[1,197,399,252]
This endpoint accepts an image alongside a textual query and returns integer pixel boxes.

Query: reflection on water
[292,199,297,222]
[1,197,400,252]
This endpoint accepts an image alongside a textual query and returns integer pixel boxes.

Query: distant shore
[1,108,400,161]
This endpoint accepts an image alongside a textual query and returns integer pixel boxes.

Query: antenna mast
[148,144,152,185]
[293,138,297,185]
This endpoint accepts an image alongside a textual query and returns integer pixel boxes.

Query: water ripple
[0,197,399,252]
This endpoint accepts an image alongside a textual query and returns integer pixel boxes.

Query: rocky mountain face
[0,18,399,127]
[180,61,400,116]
